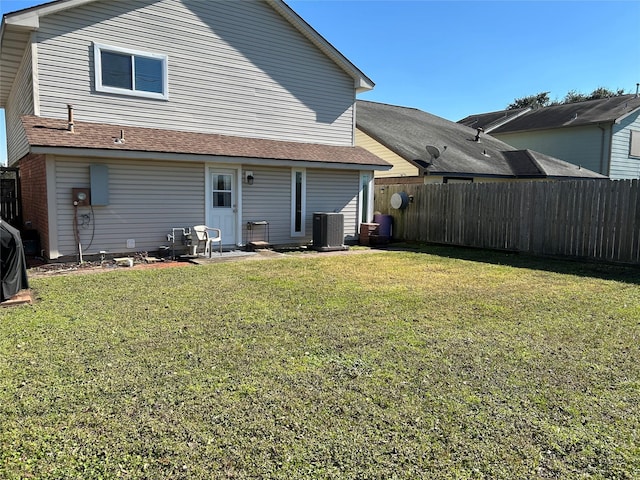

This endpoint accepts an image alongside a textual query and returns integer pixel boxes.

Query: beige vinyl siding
[241,167,359,245]
[241,166,292,245]
[53,156,205,257]
[5,43,34,165]
[35,0,355,146]
[356,129,419,178]
[610,113,640,179]
[306,169,359,241]
[496,126,607,175]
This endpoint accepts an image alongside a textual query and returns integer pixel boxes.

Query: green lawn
[1,248,639,479]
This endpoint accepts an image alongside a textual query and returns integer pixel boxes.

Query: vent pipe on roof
[114,129,125,144]
[67,104,74,133]
[636,83,639,98]
[474,127,484,142]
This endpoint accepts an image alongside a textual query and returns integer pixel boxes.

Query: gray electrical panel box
[90,164,109,206]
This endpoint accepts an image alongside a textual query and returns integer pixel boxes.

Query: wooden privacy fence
[374,180,640,265]
[1,167,21,227]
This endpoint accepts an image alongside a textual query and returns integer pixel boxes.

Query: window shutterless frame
[359,172,372,224]
[291,168,306,237]
[630,130,640,158]
[94,43,169,100]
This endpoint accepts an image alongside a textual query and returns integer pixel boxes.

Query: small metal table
[246,221,270,249]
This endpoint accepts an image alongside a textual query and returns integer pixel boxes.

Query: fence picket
[374,180,639,265]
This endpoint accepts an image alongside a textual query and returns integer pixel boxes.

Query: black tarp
[1,220,29,302]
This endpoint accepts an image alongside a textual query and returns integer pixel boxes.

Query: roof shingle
[458,94,640,133]
[21,115,390,168]
[356,101,605,179]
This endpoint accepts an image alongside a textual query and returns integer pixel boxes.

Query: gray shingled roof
[458,94,640,133]
[21,115,391,168]
[457,107,530,132]
[356,100,605,179]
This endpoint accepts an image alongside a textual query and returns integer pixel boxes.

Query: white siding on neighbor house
[52,156,205,258]
[5,43,34,165]
[356,129,419,178]
[610,112,640,179]
[241,166,360,245]
[496,125,610,176]
[35,0,356,146]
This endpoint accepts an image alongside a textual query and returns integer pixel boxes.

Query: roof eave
[615,104,640,124]
[1,1,92,107]
[2,0,97,28]
[0,24,32,107]
[484,108,532,133]
[29,145,392,170]
[1,0,375,97]
[424,170,515,179]
[543,175,608,180]
[496,120,616,135]
[3,13,40,30]
[268,0,375,93]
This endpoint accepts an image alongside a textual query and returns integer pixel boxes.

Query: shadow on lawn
[385,243,640,286]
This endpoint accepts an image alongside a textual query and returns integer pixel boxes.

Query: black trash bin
[1,221,29,302]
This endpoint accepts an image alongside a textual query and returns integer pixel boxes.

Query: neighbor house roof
[356,100,605,179]
[0,0,374,106]
[457,107,531,133]
[458,94,640,134]
[21,115,391,169]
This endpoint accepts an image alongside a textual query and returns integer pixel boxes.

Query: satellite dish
[425,145,440,160]
[391,192,410,210]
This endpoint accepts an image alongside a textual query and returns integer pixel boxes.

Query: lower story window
[291,169,306,236]
[360,172,372,224]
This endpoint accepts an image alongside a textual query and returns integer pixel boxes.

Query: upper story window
[94,43,168,100]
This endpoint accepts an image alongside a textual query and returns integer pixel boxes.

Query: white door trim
[205,164,243,247]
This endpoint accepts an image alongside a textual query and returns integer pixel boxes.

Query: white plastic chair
[193,225,222,257]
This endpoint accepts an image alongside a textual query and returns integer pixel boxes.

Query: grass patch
[1,248,639,478]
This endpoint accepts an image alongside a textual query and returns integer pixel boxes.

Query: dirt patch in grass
[27,259,189,278]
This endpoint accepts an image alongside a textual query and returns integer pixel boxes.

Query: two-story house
[458,95,640,180]
[0,0,390,261]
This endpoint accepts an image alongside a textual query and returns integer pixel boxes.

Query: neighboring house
[356,101,605,184]
[0,0,390,260]
[458,94,640,179]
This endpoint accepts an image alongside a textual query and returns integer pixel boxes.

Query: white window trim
[94,42,169,100]
[630,130,640,158]
[291,168,306,237]
[358,171,374,225]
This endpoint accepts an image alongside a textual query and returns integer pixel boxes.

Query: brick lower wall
[18,154,49,257]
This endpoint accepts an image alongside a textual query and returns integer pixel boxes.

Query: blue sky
[1,0,640,164]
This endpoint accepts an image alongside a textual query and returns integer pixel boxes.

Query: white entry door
[208,170,237,245]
